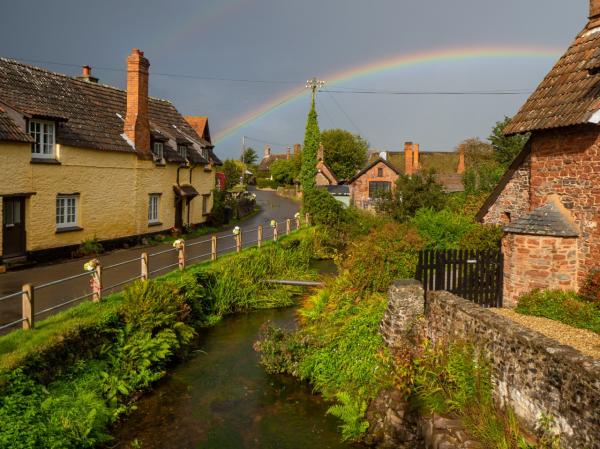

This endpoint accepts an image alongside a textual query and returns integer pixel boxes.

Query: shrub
[342,222,424,293]
[303,188,348,228]
[256,178,278,189]
[516,289,600,334]
[411,208,475,249]
[77,237,103,257]
[579,269,600,305]
[458,224,503,251]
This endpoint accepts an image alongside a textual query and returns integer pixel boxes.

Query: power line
[326,91,364,137]
[322,89,532,95]
[7,57,299,85]
[243,136,295,148]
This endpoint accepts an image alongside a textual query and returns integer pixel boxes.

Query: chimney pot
[82,65,91,77]
[124,48,151,157]
[591,0,600,19]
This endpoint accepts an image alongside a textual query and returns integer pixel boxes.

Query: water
[111,306,362,449]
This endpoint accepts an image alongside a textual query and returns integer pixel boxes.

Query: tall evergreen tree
[300,97,320,194]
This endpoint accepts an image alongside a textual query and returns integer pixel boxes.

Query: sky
[0,0,588,159]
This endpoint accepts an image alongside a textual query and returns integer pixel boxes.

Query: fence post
[236,230,243,253]
[286,219,291,235]
[141,252,148,281]
[92,263,102,302]
[21,283,34,330]
[295,216,300,230]
[211,235,217,261]
[258,225,263,248]
[178,242,186,271]
[305,212,310,226]
[273,223,278,241]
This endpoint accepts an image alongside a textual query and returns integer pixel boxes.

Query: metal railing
[0,213,309,334]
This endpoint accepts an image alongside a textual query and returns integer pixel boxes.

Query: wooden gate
[416,249,503,307]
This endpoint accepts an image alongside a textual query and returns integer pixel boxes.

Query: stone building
[349,142,464,210]
[477,0,600,305]
[0,49,221,266]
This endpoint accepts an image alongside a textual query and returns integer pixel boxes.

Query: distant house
[348,142,465,210]
[0,49,221,265]
[477,0,600,305]
[315,144,338,186]
[257,144,300,178]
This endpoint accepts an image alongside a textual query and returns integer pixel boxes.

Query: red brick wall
[503,234,578,307]
[528,125,599,285]
[349,161,398,209]
[482,156,531,225]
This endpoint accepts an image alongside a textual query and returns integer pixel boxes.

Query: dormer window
[178,144,188,159]
[152,141,164,160]
[29,119,55,158]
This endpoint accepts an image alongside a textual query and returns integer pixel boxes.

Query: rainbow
[214,45,561,143]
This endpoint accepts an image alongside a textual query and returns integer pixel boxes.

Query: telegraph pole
[306,77,325,101]
[240,135,245,187]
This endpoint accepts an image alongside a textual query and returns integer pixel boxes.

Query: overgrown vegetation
[516,289,600,335]
[411,341,559,449]
[300,96,320,194]
[0,230,315,449]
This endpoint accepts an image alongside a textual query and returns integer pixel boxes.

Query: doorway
[2,196,26,257]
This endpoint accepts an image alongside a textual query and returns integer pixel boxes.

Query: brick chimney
[293,144,301,157]
[124,49,151,158]
[591,0,600,19]
[264,145,271,158]
[404,142,414,175]
[457,146,465,174]
[413,143,420,171]
[317,143,324,162]
[77,65,98,83]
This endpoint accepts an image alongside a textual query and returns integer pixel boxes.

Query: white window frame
[152,142,164,160]
[56,195,78,229]
[178,144,188,159]
[148,194,160,224]
[29,119,56,158]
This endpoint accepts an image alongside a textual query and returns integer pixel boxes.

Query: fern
[327,392,369,440]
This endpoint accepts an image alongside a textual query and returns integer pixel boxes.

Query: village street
[0,188,299,331]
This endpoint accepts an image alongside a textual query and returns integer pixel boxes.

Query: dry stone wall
[427,291,600,449]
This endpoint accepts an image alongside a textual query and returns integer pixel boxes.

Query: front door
[174,197,183,230]
[2,197,26,257]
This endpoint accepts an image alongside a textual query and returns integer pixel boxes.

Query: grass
[0,227,314,376]
[516,289,600,335]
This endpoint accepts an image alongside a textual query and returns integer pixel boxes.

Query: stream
[112,264,363,449]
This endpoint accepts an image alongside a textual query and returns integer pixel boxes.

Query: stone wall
[502,233,578,307]
[427,291,600,449]
[349,160,398,209]
[481,155,530,225]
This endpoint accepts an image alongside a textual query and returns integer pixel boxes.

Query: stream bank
[111,306,362,449]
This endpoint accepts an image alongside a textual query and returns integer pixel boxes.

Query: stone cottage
[477,0,600,305]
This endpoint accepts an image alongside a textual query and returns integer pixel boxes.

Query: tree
[241,147,258,165]
[270,158,297,186]
[222,159,242,189]
[489,116,530,167]
[457,138,504,194]
[376,171,446,222]
[320,129,368,180]
[300,97,320,195]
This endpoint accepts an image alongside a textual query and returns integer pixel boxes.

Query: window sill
[55,226,83,234]
[148,221,163,228]
[31,158,61,165]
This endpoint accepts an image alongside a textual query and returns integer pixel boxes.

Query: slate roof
[0,106,32,143]
[503,202,579,237]
[258,154,289,172]
[367,150,460,174]
[0,57,218,164]
[504,16,600,135]
[325,185,350,195]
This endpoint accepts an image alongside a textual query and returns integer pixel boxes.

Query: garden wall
[427,291,600,449]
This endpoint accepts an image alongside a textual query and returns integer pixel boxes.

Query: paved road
[0,188,300,332]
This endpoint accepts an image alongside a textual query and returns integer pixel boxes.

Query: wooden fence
[416,249,503,307]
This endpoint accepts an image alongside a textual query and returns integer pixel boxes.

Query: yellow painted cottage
[0,49,221,265]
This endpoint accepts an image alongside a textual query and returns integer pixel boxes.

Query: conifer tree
[300,97,320,194]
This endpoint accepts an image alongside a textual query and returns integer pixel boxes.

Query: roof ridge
[0,57,174,104]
